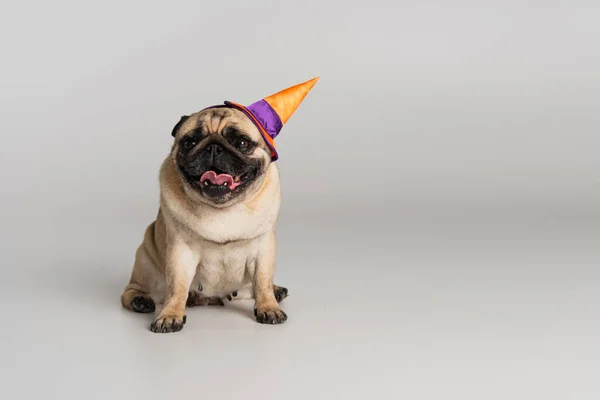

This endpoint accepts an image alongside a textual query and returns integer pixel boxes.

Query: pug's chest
[192,242,257,297]
[191,208,270,245]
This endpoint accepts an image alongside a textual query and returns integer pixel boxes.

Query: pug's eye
[181,138,197,151]
[236,138,249,151]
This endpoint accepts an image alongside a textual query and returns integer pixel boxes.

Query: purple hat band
[200,100,282,140]
[244,100,283,139]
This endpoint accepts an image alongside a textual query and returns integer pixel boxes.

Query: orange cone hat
[205,77,319,161]
[263,77,319,124]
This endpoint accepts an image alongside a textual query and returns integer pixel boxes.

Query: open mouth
[199,170,244,190]
[183,166,257,194]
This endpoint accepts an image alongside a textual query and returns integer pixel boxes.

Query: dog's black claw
[150,320,162,332]
[171,322,184,332]
[232,291,238,297]
[255,308,287,325]
[131,296,156,313]
[226,294,232,301]
[150,315,186,333]
[253,308,257,317]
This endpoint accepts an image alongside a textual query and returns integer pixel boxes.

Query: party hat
[212,77,319,161]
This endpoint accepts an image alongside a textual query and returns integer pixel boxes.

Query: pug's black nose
[205,143,223,161]
[206,143,223,155]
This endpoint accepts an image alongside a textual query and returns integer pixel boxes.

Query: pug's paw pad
[131,295,156,313]
[254,307,287,325]
[150,313,187,333]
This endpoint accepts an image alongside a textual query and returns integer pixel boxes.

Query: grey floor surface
[2,208,598,399]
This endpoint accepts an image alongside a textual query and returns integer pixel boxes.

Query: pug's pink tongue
[199,171,241,189]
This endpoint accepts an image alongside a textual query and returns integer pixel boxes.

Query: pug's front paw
[150,313,187,333]
[253,306,287,325]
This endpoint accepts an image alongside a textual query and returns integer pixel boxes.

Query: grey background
[1,0,599,399]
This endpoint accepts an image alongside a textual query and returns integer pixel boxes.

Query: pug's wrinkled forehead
[173,108,265,144]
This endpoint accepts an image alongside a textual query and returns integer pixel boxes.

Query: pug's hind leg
[122,285,156,314]
[121,224,163,314]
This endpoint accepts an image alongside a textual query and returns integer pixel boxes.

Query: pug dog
[120,106,289,333]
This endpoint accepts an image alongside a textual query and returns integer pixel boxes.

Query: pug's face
[170,107,272,207]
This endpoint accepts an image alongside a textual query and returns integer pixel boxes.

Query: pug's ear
[171,115,190,137]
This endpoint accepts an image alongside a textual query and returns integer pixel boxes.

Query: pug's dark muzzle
[177,138,261,202]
